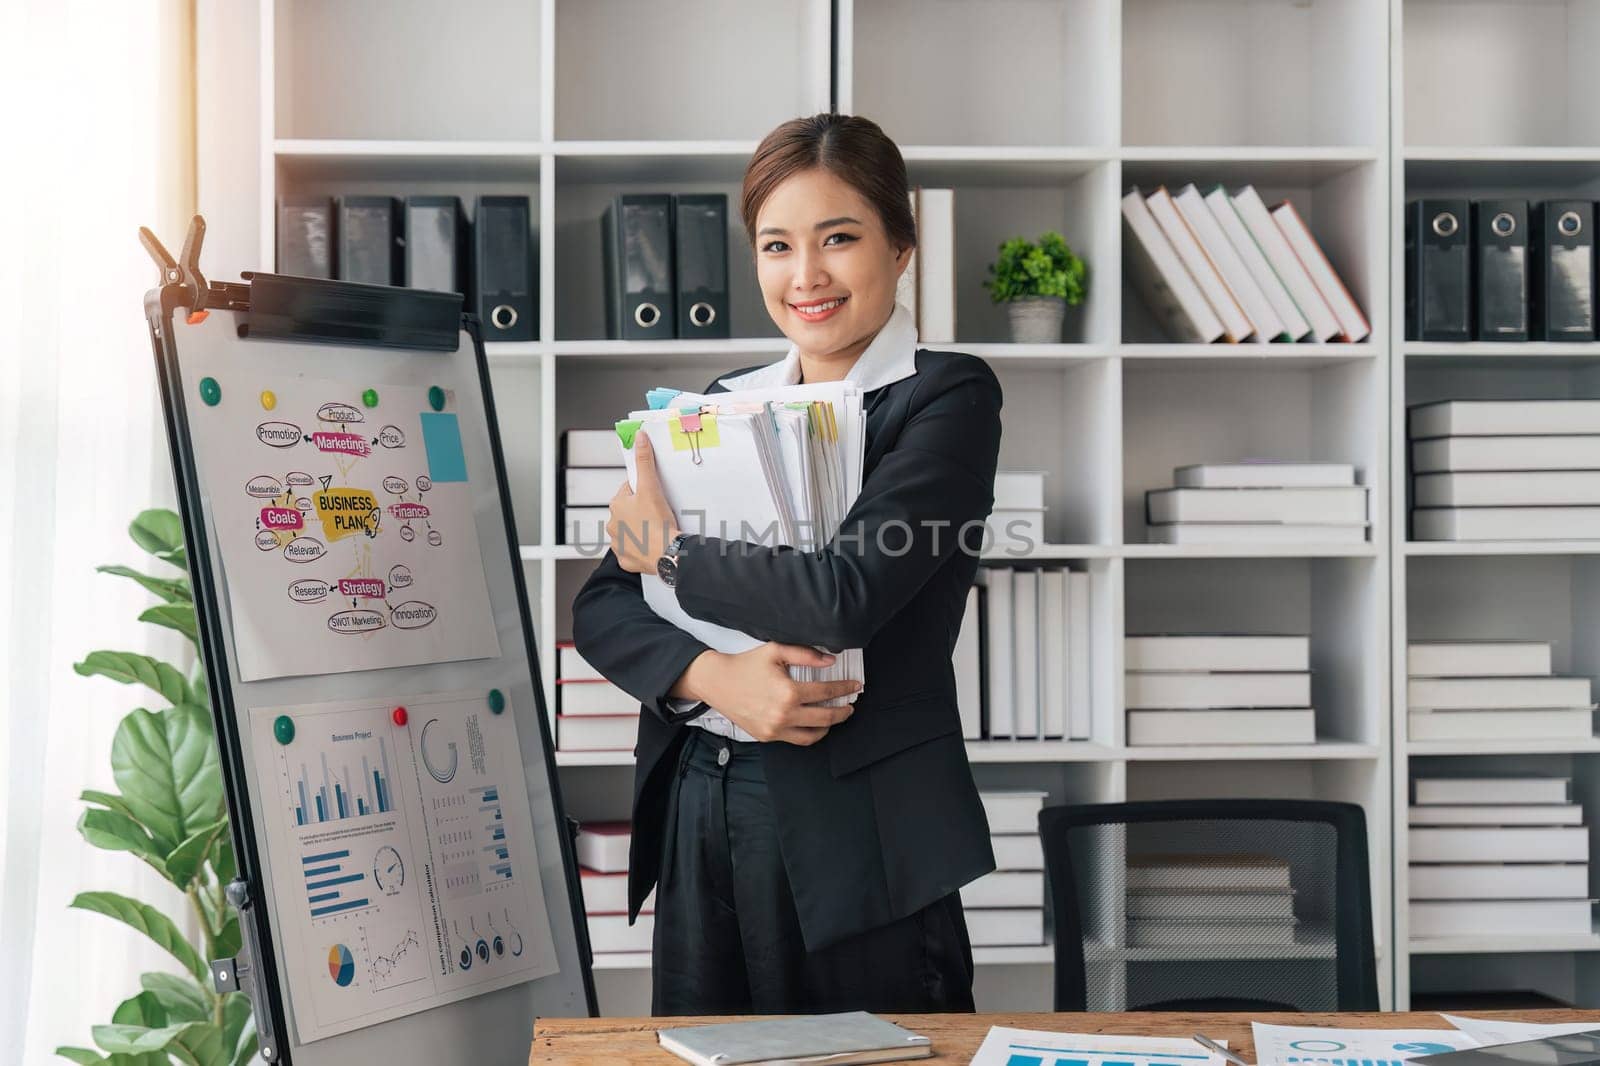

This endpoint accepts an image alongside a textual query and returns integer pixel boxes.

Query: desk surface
[530,1009,1600,1064]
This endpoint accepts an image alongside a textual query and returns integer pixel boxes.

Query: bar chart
[302,848,371,919]
[292,738,396,826]
[472,785,513,882]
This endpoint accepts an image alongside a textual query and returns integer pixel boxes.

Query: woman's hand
[682,644,861,746]
[609,431,680,574]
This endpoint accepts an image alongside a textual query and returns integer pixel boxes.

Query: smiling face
[753,167,912,371]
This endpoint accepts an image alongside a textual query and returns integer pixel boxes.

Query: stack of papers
[617,380,868,699]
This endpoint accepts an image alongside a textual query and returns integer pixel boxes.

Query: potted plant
[58,508,256,1066]
[982,231,1088,343]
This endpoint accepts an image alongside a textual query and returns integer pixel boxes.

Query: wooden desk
[531,1009,1600,1064]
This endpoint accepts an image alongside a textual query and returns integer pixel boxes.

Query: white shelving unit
[211,0,1600,1015]
[1390,0,1600,1011]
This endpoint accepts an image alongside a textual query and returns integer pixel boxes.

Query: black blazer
[571,349,1002,951]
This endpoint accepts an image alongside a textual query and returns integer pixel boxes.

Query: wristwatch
[657,532,690,588]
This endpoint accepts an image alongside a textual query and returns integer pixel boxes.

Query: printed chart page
[249,689,557,1043]
[190,375,501,681]
[970,1028,1227,1066]
[1253,1025,1479,1066]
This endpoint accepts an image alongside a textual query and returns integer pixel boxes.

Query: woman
[571,113,1002,1015]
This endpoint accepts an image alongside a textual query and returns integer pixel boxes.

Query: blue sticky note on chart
[419,412,468,483]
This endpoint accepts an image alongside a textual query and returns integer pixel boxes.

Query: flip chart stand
[141,216,595,1065]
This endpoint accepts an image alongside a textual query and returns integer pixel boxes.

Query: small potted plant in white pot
[982,231,1088,343]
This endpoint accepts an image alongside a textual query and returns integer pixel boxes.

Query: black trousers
[650,726,977,1016]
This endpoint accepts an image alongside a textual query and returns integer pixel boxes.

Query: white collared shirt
[677,301,922,741]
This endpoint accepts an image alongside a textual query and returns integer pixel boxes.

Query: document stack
[1409,776,1593,938]
[975,565,1092,741]
[1407,640,1596,742]
[987,470,1047,554]
[1124,635,1315,746]
[1125,853,1300,947]
[554,641,639,751]
[1122,183,1370,344]
[965,791,1047,946]
[576,822,655,953]
[1144,461,1368,545]
[560,428,626,547]
[618,377,868,698]
[1409,400,1600,540]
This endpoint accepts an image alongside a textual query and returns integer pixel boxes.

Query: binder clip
[677,409,706,465]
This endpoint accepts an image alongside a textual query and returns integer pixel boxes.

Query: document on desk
[970,1028,1227,1066]
[1441,1016,1600,1047]
[1253,1023,1479,1066]
[618,381,867,699]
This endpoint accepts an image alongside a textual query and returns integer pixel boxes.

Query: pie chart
[327,943,355,987]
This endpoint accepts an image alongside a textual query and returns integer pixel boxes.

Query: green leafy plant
[58,509,256,1066]
[982,231,1089,305]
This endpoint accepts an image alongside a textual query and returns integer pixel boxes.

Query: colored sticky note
[419,412,468,483]
[669,413,719,451]
[615,419,642,449]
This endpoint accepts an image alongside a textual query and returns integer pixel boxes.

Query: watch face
[657,555,678,587]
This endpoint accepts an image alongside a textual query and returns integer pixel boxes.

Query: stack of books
[1409,400,1600,540]
[1122,183,1370,344]
[965,791,1047,946]
[969,565,1093,742]
[1407,640,1596,742]
[576,821,655,953]
[987,470,1047,554]
[555,641,639,751]
[1123,635,1315,746]
[1144,461,1368,545]
[1409,776,1593,938]
[1125,854,1300,947]
[561,428,624,547]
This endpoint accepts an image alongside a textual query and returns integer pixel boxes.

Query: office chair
[1038,798,1379,1012]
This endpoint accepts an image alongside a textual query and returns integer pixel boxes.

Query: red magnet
[392,706,408,726]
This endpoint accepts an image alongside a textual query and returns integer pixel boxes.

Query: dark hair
[740,113,916,254]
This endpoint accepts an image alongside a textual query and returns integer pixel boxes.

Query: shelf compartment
[273,0,542,142]
[1403,0,1600,149]
[992,359,1120,546]
[1123,0,1386,148]
[554,0,828,141]
[1125,556,1386,748]
[549,166,777,343]
[932,161,1119,345]
[849,0,1117,148]
[1121,159,1382,346]
[1122,360,1383,546]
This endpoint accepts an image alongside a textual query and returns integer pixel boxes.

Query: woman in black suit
[571,113,1003,1016]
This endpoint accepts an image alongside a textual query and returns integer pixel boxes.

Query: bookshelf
[193,0,1600,1016]
[1390,0,1600,1012]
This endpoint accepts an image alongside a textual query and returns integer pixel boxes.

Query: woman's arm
[672,356,1002,651]
[571,548,715,725]
[571,547,864,742]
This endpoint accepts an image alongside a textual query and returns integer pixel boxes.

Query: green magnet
[273,715,295,744]
[362,387,380,408]
[199,377,221,406]
[428,386,445,411]
[487,689,506,714]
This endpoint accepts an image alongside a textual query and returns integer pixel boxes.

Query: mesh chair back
[1039,799,1378,1012]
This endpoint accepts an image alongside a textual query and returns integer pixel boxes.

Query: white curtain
[0,2,200,1062]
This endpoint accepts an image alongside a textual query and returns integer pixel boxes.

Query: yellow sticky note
[669,414,719,451]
